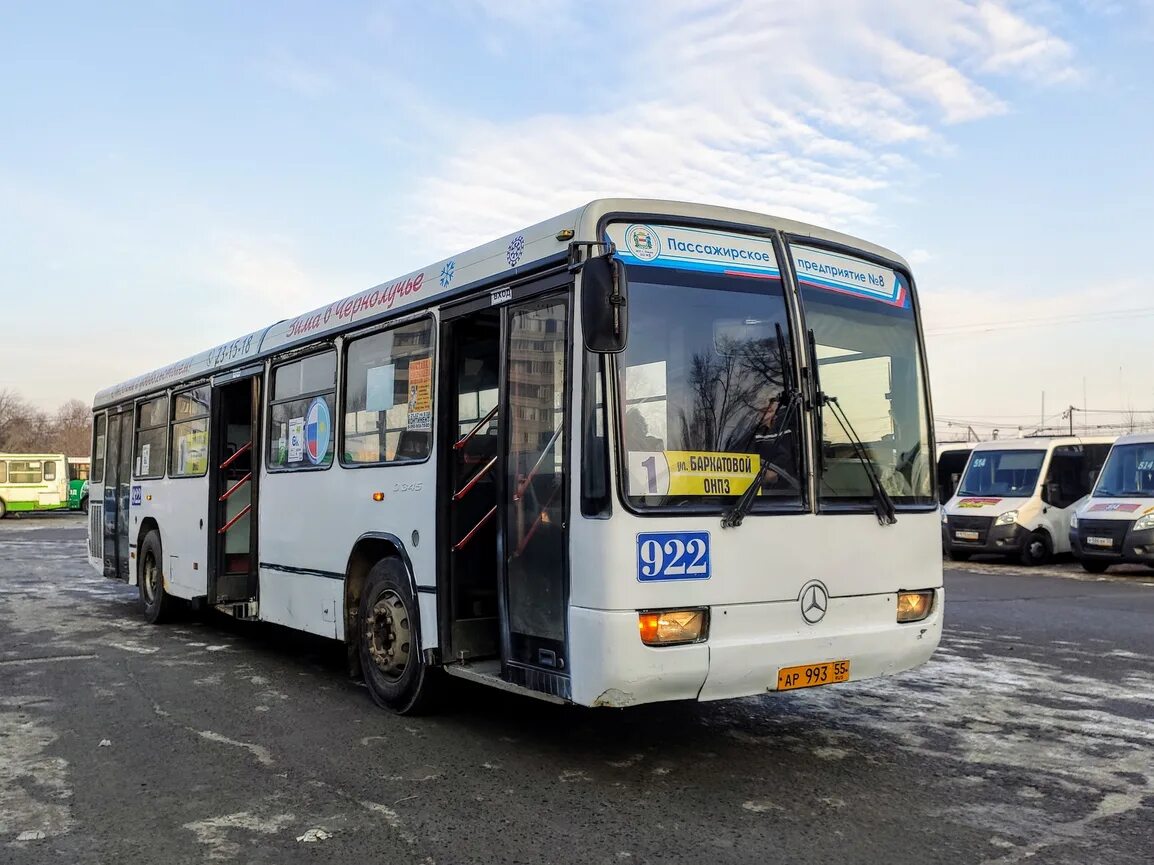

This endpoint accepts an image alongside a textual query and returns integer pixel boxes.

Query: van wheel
[1080,560,1110,574]
[358,558,442,715]
[139,530,178,624]
[1019,531,1052,566]
[947,549,971,562]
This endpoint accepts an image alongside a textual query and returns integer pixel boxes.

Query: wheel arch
[343,532,420,648]
[136,518,161,582]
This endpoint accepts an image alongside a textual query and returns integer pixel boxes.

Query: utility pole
[1068,405,1075,436]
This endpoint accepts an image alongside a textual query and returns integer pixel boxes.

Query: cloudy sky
[2,1,1152,438]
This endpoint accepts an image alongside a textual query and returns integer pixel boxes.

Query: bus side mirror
[581,255,628,353]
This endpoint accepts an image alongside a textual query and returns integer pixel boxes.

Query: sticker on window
[637,531,711,582]
[627,451,760,497]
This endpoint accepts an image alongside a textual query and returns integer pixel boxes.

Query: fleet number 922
[636,531,711,582]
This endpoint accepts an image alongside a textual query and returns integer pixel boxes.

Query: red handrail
[453,455,498,502]
[218,472,252,503]
[454,406,498,451]
[217,503,252,535]
[220,440,252,470]
[452,505,496,552]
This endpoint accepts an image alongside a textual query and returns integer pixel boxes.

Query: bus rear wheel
[358,558,441,715]
[0,499,6,519]
[80,497,89,514]
[139,530,178,624]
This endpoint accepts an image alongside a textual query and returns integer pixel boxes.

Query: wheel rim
[142,553,159,604]
[367,589,411,682]
[1028,539,1045,560]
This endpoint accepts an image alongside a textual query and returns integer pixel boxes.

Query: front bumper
[944,519,1028,555]
[1069,525,1154,566]
[568,590,944,707]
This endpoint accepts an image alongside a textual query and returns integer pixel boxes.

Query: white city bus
[942,436,1114,565]
[1069,433,1154,573]
[87,199,942,713]
[0,453,69,518]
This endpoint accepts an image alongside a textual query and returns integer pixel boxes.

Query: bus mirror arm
[572,242,629,354]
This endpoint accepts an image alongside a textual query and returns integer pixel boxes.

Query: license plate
[955,530,979,541]
[1086,536,1114,548]
[777,660,850,691]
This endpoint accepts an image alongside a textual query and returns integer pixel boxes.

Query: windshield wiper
[822,394,897,526]
[721,388,801,528]
[722,322,800,529]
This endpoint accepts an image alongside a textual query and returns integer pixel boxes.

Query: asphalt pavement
[2,514,1152,864]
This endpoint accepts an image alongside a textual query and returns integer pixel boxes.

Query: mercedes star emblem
[800,581,829,625]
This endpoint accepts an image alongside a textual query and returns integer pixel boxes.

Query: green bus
[67,457,91,512]
[0,454,71,518]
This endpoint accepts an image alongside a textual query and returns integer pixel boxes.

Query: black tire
[1019,530,1052,566]
[80,497,89,515]
[139,530,178,624]
[947,549,971,562]
[358,557,442,715]
[0,498,6,519]
[1080,560,1110,574]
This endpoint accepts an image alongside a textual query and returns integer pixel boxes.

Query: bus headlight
[638,609,708,646]
[995,510,1019,526]
[1134,514,1154,532]
[896,590,934,623]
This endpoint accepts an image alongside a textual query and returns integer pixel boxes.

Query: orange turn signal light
[372,492,385,502]
[638,609,708,646]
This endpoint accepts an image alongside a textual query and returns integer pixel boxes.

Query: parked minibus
[942,436,1114,565]
[1069,433,1154,573]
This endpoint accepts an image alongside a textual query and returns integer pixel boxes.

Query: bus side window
[44,460,56,482]
[0,461,6,484]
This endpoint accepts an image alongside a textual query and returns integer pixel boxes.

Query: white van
[942,436,1114,565]
[1069,433,1154,573]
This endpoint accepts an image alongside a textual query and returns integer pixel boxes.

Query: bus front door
[439,283,571,697]
[501,296,571,693]
[102,410,133,581]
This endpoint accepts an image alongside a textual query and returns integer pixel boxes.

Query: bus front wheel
[0,499,6,519]
[139,530,178,624]
[1019,531,1052,566]
[358,558,442,715]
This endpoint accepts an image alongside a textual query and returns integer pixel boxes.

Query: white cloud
[403,0,1078,251]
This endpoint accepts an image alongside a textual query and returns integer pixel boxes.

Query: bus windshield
[794,246,933,507]
[958,450,1045,497]
[618,266,802,510]
[1093,443,1154,498]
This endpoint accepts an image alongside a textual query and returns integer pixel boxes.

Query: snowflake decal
[506,235,525,267]
[439,260,455,287]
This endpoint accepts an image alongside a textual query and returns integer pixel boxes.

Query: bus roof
[1109,433,1154,447]
[968,435,1117,451]
[93,198,910,410]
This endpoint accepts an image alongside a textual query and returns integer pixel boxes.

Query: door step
[442,659,568,705]
[214,600,259,620]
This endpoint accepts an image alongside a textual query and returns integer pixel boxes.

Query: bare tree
[0,390,91,454]
[51,399,92,455]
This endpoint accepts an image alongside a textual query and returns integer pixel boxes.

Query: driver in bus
[754,393,798,491]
